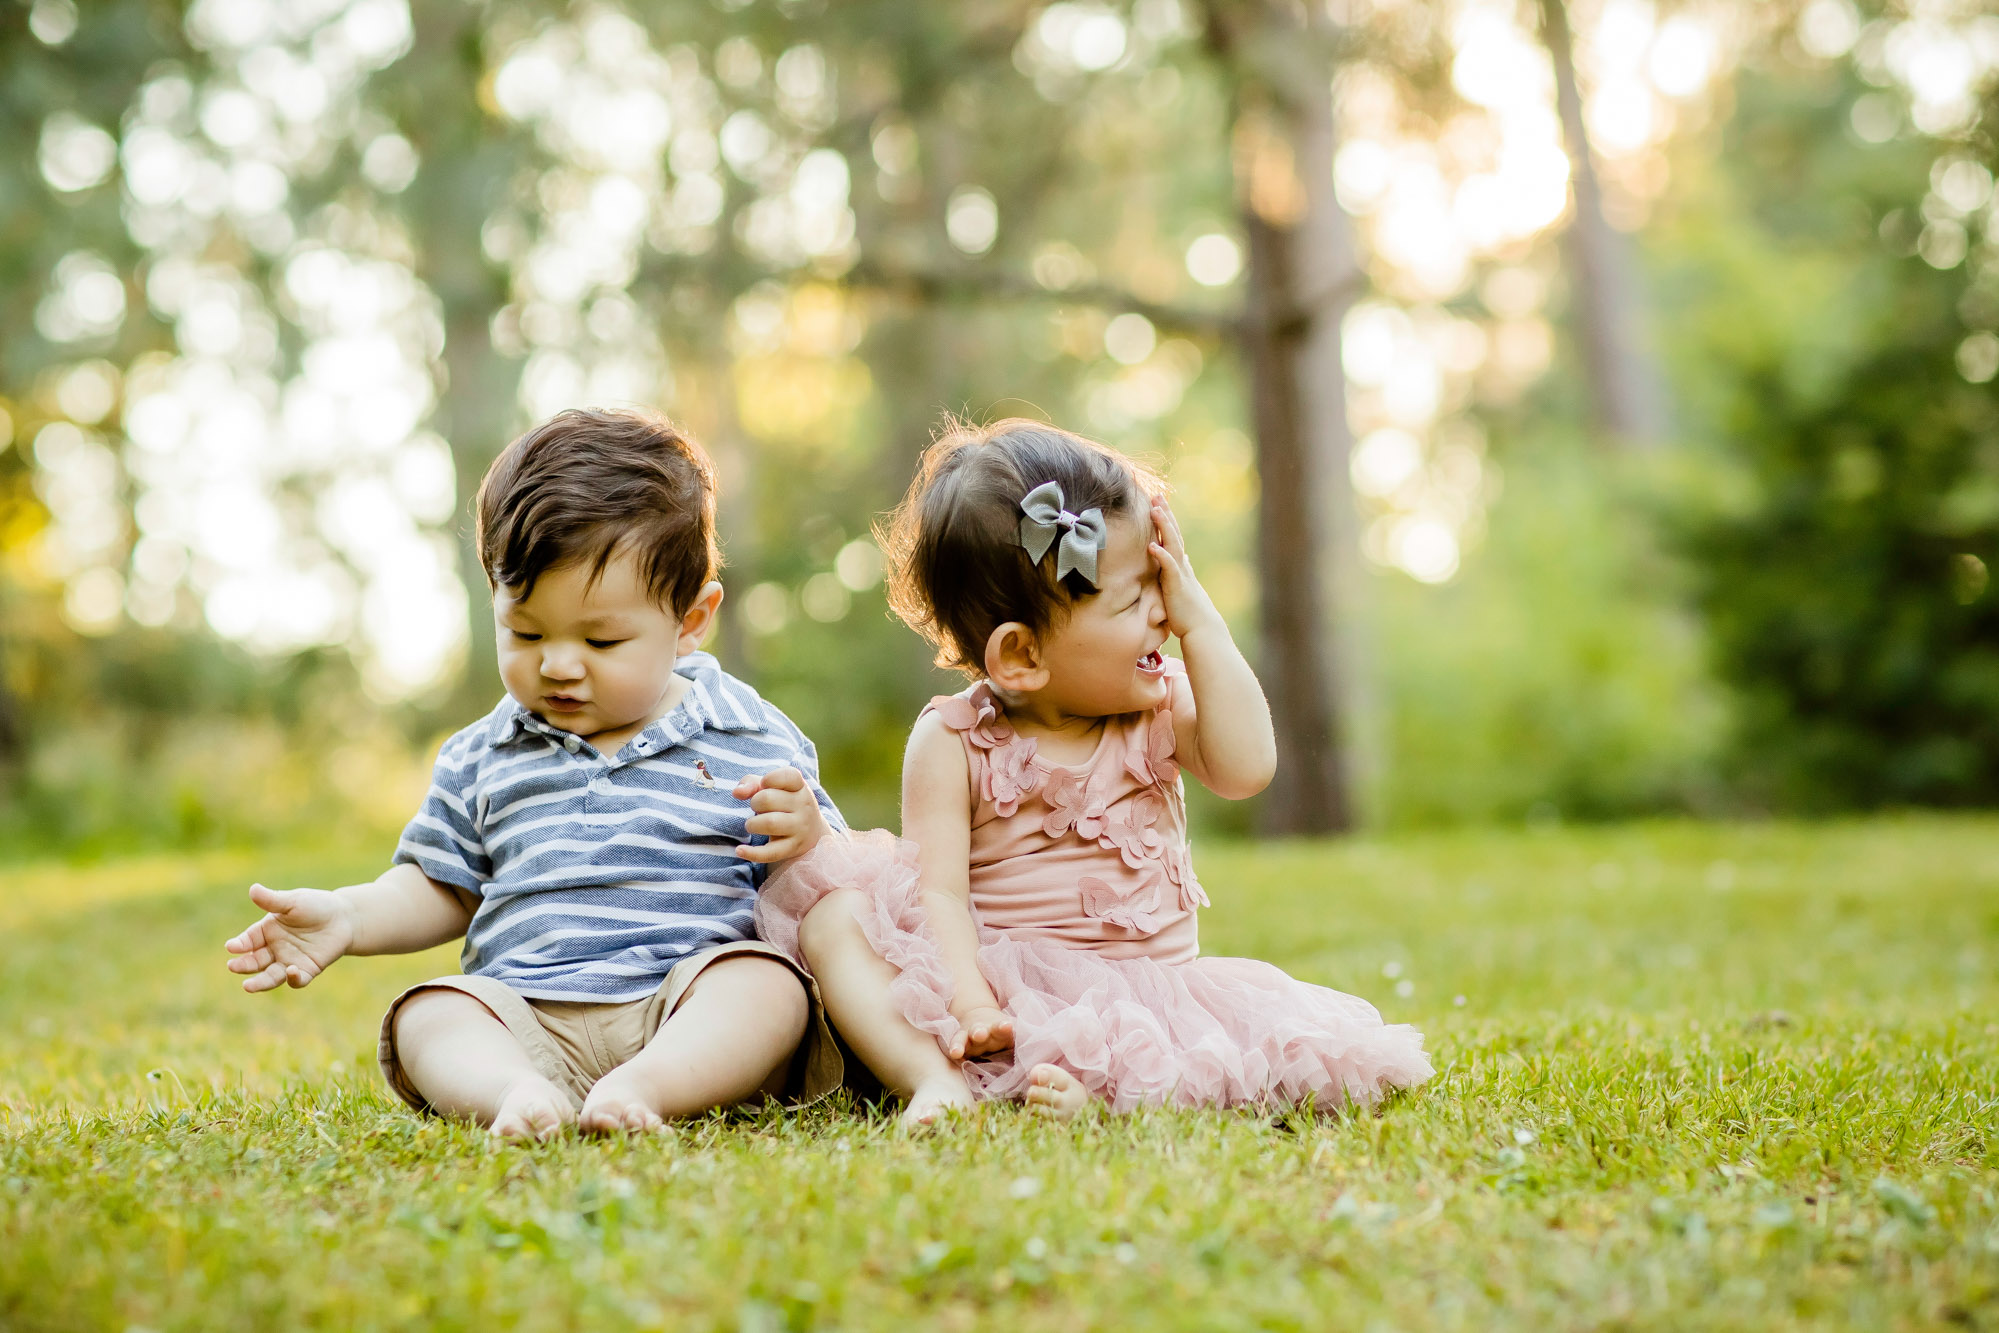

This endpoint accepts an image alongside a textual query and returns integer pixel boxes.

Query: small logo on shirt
[693,760,719,789]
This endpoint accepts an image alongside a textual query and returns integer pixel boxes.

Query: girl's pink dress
[758,665,1433,1111]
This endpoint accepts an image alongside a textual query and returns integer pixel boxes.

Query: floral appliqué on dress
[1078,874,1163,936]
[1098,790,1167,869]
[1041,768,1110,840]
[934,687,1042,817]
[1123,711,1180,788]
[1161,843,1207,911]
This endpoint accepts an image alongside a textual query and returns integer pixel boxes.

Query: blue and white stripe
[394,651,844,1002]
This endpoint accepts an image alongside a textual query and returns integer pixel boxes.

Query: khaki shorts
[377,939,843,1114]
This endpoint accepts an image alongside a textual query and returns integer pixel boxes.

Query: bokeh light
[1185,233,1242,287]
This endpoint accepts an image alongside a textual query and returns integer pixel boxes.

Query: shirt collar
[670,651,768,734]
[483,651,766,751]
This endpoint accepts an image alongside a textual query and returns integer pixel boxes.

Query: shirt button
[564,736,581,751]
[590,777,613,795]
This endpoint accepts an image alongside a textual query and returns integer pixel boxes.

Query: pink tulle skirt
[757,831,1434,1113]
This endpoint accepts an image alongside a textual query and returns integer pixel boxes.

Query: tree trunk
[1539,0,1670,447]
[440,305,517,716]
[392,7,524,721]
[700,356,754,677]
[1215,2,1364,835]
[1243,214,1355,835]
[0,661,21,770]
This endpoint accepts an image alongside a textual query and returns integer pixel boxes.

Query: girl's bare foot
[489,1075,575,1141]
[901,1071,976,1129]
[578,1064,670,1135]
[1024,1063,1088,1119]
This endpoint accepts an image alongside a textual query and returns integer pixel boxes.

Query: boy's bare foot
[901,1072,976,1129]
[578,1064,671,1135]
[1024,1063,1088,1120]
[490,1075,575,1141]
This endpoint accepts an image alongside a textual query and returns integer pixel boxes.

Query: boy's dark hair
[880,416,1162,677]
[476,408,720,615]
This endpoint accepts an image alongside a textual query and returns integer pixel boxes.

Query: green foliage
[8,0,1999,850]
[0,604,423,857]
[1368,432,1724,826]
[3,818,1997,1328]
[0,0,183,381]
[1657,60,1999,810]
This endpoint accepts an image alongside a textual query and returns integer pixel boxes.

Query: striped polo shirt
[394,651,845,1002]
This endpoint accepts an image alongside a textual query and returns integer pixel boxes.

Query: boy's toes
[579,1077,668,1135]
[490,1077,574,1142]
[613,1100,664,1134]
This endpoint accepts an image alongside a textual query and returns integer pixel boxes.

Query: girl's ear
[984,621,1050,694]
[675,581,726,655]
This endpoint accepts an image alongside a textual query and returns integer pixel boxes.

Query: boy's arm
[342,864,478,954]
[224,864,474,993]
[902,712,1012,1059]
[1151,498,1277,800]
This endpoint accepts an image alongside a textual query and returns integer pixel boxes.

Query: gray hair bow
[1018,480,1108,587]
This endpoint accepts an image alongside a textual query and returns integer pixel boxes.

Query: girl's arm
[1149,498,1277,800]
[901,711,1013,1058]
[224,864,475,992]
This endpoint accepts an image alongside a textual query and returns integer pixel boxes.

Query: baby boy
[225,408,843,1139]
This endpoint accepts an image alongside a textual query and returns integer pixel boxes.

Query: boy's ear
[675,581,725,655]
[984,622,1049,694]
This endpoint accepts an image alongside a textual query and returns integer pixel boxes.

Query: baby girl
[758,418,1432,1124]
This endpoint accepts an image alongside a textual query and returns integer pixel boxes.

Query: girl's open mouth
[543,694,586,712]
[1137,649,1166,675]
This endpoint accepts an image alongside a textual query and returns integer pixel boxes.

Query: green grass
[3,817,1996,1331]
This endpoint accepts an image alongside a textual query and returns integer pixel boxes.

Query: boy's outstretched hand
[732,766,830,863]
[224,884,354,992]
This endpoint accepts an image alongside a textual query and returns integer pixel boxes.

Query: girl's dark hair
[476,408,720,615]
[881,417,1163,676]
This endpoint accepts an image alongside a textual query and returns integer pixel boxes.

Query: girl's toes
[901,1073,976,1130]
[1025,1064,1088,1119]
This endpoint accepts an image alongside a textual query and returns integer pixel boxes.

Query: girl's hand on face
[948,1005,1015,1060]
[1148,498,1225,643]
[734,767,832,863]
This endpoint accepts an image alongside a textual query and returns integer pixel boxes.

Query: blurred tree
[0,0,187,776]
[379,4,529,721]
[1660,25,1999,809]
[1537,0,1671,447]
[1201,0,1362,831]
[476,0,1372,830]
[16,0,1993,855]
[0,0,463,850]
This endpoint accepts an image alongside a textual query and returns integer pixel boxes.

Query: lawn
[2,816,1995,1331]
